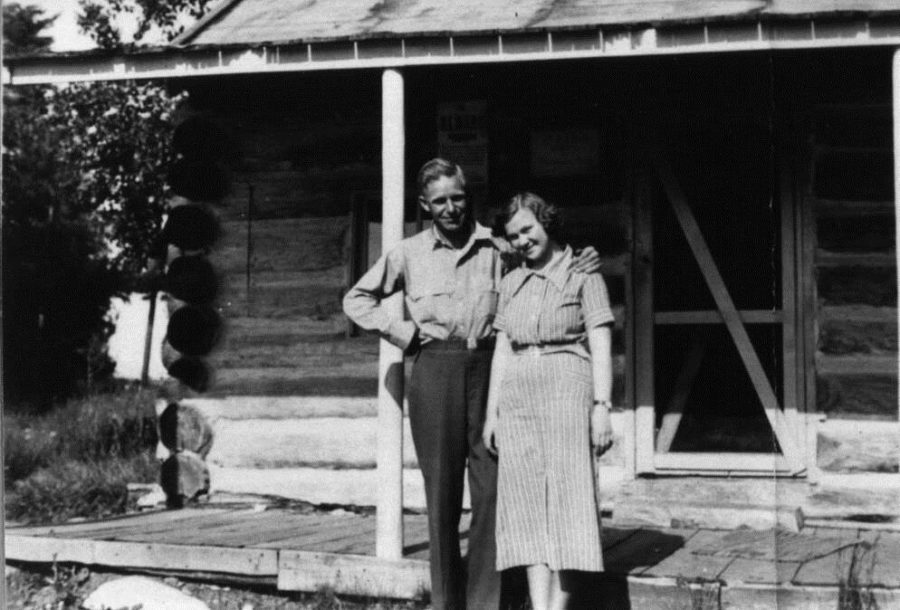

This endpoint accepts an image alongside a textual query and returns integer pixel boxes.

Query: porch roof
[4,0,900,85]
[176,0,900,47]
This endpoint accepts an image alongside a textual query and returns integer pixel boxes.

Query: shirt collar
[508,245,573,295]
[429,221,494,254]
[537,245,573,292]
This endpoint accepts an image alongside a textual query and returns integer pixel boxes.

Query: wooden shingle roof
[178,0,900,46]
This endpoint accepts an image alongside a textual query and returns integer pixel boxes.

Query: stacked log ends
[157,402,214,507]
[160,451,210,509]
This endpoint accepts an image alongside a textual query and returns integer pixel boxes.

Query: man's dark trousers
[408,340,499,610]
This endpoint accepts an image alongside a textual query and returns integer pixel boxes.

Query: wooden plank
[652,152,803,471]
[780,153,803,458]
[642,528,733,581]
[334,520,465,558]
[278,550,429,599]
[602,527,641,551]
[655,334,707,453]
[337,514,432,556]
[718,558,800,585]
[799,168,818,439]
[642,547,732,582]
[815,251,898,267]
[792,544,879,587]
[623,194,637,479]
[633,173,656,474]
[601,527,693,575]
[254,516,375,549]
[206,516,366,549]
[813,198,895,217]
[654,452,792,472]
[654,310,782,324]
[720,583,840,609]
[79,509,264,542]
[868,543,900,587]
[6,535,278,576]
[400,514,433,558]
[109,509,309,539]
[117,513,336,546]
[7,508,233,538]
[314,519,381,553]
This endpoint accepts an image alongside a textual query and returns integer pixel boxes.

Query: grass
[4,383,160,524]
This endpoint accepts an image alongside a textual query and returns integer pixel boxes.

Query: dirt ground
[5,564,430,610]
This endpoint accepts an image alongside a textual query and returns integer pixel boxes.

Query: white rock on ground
[82,576,210,610]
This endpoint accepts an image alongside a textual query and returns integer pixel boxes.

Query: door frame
[631,143,809,477]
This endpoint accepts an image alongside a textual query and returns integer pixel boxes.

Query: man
[343,158,599,609]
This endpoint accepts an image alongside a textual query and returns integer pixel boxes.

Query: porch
[6,500,900,607]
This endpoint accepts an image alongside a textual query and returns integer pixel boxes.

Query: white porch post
[377,68,405,560]
[893,49,900,423]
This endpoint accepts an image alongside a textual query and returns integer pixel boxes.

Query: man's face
[419,175,469,237]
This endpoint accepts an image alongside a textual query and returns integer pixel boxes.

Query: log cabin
[4,0,898,557]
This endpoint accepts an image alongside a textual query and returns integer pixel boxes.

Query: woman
[483,192,614,610]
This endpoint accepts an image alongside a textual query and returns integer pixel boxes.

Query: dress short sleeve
[582,273,615,329]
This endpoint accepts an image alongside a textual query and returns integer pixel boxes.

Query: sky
[24,0,193,51]
[26,0,98,51]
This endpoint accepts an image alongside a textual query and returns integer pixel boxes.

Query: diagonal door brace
[650,151,805,473]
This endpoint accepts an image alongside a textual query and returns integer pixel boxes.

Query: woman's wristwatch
[593,399,612,408]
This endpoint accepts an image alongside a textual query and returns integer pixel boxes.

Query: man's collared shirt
[343,222,509,349]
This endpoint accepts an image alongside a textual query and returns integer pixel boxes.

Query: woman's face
[504,207,552,266]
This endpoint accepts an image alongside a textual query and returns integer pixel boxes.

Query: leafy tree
[2,2,56,56]
[3,4,187,403]
[77,0,215,48]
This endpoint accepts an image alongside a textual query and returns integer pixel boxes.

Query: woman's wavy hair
[494,192,561,240]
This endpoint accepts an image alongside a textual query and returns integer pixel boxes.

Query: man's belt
[421,337,496,352]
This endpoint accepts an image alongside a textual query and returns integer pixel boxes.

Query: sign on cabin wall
[530,128,599,177]
[437,101,488,185]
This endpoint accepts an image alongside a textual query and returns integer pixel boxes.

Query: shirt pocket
[555,289,584,333]
[406,278,453,327]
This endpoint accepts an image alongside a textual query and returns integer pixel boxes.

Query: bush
[4,384,160,523]
[7,454,159,524]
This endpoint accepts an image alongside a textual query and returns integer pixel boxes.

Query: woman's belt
[510,341,584,356]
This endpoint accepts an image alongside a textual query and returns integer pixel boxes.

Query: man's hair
[417,158,466,197]
[494,191,562,239]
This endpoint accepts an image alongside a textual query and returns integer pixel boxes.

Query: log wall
[807,103,898,420]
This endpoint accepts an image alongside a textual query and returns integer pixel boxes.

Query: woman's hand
[591,403,614,457]
[482,416,499,457]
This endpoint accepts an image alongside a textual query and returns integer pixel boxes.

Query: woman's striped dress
[493,246,614,572]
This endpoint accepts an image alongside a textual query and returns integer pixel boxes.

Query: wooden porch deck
[6,506,900,606]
